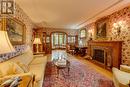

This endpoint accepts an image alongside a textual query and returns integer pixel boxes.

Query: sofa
[112,65,130,87]
[0,47,47,87]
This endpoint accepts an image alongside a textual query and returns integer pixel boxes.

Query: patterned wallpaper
[0,3,34,61]
[14,4,34,46]
[82,6,130,64]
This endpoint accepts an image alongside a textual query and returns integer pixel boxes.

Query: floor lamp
[33,37,42,53]
[0,17,15,54]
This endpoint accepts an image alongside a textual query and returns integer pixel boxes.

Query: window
[59,34,63,45]
[80,29,86,38]
[68,36,76,44]
[51,33,66,49]
[54,33,58,45]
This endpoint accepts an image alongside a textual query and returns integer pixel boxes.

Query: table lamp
[33,37,42,53]
[0,18,15,54]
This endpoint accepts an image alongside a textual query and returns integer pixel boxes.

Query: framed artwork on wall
[6,18,26,45]
[96,17,108,39]
[80,28,87,38]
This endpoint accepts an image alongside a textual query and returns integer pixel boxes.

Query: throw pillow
[0,78,14,87]
[0,62,15,76]
[16,61,29,73]
[10,77,22,87]
[13,63,25,74]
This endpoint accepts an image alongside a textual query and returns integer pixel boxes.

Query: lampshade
[0,31,15,54]
[33,38,42,44]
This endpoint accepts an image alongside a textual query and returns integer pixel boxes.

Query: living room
[0,0,130,87]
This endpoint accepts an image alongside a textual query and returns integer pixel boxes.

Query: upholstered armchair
[112,60,130,87]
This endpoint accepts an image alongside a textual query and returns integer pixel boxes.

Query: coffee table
[54,60,70,78]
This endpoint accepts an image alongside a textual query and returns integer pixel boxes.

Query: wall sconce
[88,29,92,34]
[113,21,125,36]
[88,29,93,40]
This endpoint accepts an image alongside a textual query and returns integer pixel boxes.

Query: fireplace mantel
[88,41,123,69]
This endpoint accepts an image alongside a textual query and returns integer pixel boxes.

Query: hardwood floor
[47,50,113,80]
[75,56,113,80]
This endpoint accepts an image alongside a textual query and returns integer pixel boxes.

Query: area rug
[43,59,114,87]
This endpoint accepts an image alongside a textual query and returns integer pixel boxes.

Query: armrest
[120,65,130,73]
[0,72,34,87]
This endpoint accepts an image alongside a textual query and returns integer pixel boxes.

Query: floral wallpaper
[108,6,130,64]
[0,3,34,61]
[14,4,34,46]
[82,6,130,64]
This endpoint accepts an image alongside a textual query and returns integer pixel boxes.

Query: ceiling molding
[76,0,123,29]
[16,0,130,29]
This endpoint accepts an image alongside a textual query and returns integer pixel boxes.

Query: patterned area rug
[43,59,114,87]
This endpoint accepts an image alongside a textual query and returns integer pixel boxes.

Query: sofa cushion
[13,63,25,74]
[10,49,33,65]
[0,71,3,78]
[29,63,46,81]
[112,68,130,86]
[0,62,24,77]
[0,62,14,76]
[30,56,47,65]
[16,62,29,73]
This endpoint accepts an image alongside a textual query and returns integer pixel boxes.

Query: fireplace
[91,46,113,70]
[93,49,105,64]
[88,41,122,69]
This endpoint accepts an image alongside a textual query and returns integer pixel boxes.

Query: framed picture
[6,18,26,45]
[80,28,87,38]
[96,17,108,39]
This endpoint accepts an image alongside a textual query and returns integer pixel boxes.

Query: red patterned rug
[43,59,114,87]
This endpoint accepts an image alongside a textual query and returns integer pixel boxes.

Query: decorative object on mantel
[0,17,15,54]
[108,36,112,41]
